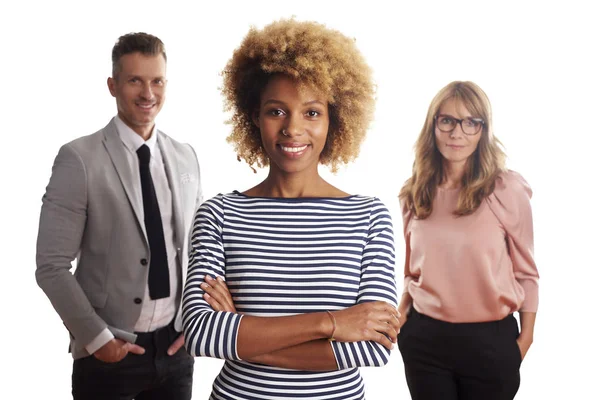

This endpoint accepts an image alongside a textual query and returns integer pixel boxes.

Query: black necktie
[137,144,170,300]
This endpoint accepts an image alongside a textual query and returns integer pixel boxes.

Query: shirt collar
[114,115,159,156]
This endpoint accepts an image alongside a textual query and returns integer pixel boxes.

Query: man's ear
[107,77,116,97]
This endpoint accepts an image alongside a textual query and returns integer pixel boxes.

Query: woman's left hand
[516,335,533,360]
[200,275,237,313]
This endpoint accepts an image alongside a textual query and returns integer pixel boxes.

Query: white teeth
[281,145,308,153]
[138,104,153,109]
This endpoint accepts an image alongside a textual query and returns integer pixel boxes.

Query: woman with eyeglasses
[397,81,539,400]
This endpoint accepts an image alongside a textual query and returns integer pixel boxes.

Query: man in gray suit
[36,32,201,399]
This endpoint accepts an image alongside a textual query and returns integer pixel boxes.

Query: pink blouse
[402,170,539,323]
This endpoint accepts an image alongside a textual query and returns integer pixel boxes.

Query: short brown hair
[222,18,376,172]
[111,32,166,78]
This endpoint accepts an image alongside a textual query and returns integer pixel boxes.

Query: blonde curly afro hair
[221,18,376,172]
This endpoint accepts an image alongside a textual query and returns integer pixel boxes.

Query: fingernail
[201,283,208,288]
[217,276,223,281]
[206,275,213,280]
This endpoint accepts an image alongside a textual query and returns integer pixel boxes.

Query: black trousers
[72,321,194,400]
[398,308,521,400]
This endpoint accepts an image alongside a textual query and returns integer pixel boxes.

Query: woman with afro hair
[182,18,399,400]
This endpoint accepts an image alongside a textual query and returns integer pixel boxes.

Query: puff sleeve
[486,170,540,312]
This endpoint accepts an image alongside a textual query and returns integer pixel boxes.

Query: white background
[2,0,598,398]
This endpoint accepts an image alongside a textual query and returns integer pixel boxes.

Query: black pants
[72,322,194,400]
[398,308,521,400]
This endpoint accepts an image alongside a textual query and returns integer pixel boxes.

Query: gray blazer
[36,118,202,359]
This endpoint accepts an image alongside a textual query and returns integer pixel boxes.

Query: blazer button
[140,258,148,266]
[134,298,142,304]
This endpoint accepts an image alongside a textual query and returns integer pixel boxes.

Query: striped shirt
[183,192,397,400]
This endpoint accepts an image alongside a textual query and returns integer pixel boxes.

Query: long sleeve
[35,144,108,347]
[400,200,415,294]
[330,198,397,369]
[487,170,539,312]
[182,195,243,360]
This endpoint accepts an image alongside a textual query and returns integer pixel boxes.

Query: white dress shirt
[85,116,180,354]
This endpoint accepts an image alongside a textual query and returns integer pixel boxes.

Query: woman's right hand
[397,313,408,331]
[396,294,412,332]
[331,301,401,350]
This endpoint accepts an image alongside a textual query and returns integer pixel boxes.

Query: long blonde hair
[400,81,506,218]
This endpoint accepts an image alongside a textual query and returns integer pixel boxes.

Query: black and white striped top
[183,192,397,400]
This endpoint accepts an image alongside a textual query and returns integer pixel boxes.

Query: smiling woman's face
[253,75,330,176]
[434,98,482,167]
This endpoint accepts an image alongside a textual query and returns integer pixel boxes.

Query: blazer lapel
[158,133,185,250]
[102,120,147,241]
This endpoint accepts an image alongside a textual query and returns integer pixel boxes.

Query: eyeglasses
[435,114,484,135]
